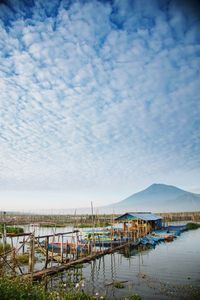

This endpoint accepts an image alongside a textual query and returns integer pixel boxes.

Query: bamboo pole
[91,202,95,254]
[60,235,63,263]
[45,236,49,268]
[12,247,16,273]
[22,241,132,280]
[28,234,35,279]
[2,222,7,254]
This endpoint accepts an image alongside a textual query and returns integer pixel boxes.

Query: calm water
[2,224,200,299]
[52,228,200,300]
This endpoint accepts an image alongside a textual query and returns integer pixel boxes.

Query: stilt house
[114,212,162,238]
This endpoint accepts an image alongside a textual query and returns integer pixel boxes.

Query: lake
[50,227,200,300]
[2,224,200,299]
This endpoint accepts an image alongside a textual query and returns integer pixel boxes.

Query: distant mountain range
[105,183,200,213]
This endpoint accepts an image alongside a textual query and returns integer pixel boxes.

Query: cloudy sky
[0,0,200,211]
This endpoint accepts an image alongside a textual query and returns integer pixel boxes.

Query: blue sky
[0,0,200,211]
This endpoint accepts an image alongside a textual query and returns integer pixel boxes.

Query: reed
[0,243,11,254]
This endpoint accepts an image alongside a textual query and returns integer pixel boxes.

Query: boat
[47,242,88,253]
[139,236,156,246]
[152,230,174,241]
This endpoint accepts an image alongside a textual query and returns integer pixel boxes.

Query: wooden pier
[1,210,195,280]
[0,227,135,280]
[23,242,131,280]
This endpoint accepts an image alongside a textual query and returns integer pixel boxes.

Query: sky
[0,0,200,211]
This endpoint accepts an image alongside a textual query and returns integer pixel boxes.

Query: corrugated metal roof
[132,213,162,221]
[115,212,162,221]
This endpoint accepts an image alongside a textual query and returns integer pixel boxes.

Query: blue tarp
[115,212,162,222]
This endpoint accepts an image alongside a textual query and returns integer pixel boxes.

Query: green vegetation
[77,224,95,228]
[186,222,200,230]
[125,295,141,300]
[0,224,24,235]
[0,243,11,254]
[0,276,141,299]
[39,222,110,229]
[16,253,34,264]
[0,276,48,300]
[0,276,94,300]
[1,212,200,228]
[0,213,114,231]
[113,281,125,289]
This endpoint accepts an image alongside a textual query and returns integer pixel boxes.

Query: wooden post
[10,236,13,248]
[45,236,49,268]
[88,239,91,255]
[99,234,102,252]
[12,247,16,273]
[60,235,63,263]
[22,236,25,254]
[3,222,7,254]
[29,234,35,278]
[51,232,55,267]
[91,201,95,254]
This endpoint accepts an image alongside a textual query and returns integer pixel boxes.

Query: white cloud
[0,0,200,208]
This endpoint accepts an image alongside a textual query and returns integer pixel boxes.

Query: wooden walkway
[1,228,136,279]
[23,242,131,280]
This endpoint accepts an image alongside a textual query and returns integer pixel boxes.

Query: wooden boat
[164,234,174,241]
[152,230,174,241]
[48,242,88,252]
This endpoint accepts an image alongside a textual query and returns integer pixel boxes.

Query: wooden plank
[35,230,79,239]
[22,242,131,280]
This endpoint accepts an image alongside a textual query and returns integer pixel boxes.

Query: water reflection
[36,227,200,299]
[79,229,200,299]
[1,224,200,299]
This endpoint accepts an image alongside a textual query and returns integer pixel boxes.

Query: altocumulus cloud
[0,0,200,205]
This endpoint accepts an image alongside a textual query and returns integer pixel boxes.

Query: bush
[16,253,33,264]
[0,225,24,234]
[186,223,200,230]
[0,277,49,300]
[0,276,94,300]
[0,243,11,254]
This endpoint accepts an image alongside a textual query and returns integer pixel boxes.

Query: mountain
[106,183,200,213]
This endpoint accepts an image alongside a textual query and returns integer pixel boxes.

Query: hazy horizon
[1,182,200,212]
[0,0,200,211]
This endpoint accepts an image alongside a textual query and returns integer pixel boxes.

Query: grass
[0,276,142,300]
[0,225,24,235]
[0,243,11,255]
[186,222,200,230]
[0,276,48,300]
[0,276,94,300]
[16,253,37,264]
